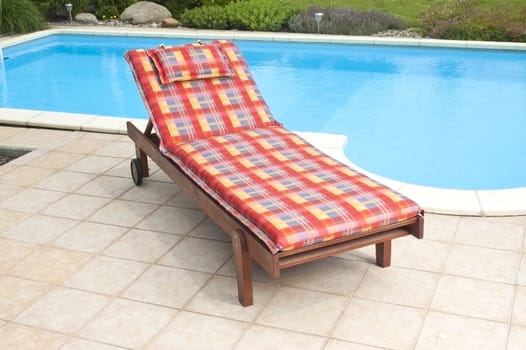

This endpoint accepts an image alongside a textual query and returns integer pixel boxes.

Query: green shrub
[1,0,47,34]
[289,6,407,35]
[180,5,229,29]
[33,0,94,20]
[95,0,136,19]
[181,0,297,32]
[226,0,297,31]
[420,0,526,42]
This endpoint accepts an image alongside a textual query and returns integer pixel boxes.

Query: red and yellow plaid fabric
[125,40,281,148]
[165,127,421,253]
[148,43,234,84]
[126,40,422,254]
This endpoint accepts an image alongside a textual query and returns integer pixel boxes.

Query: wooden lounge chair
[124,40,424,306]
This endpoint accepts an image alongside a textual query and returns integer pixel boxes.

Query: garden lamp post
[314,12,323,33]
[65,3,73,23]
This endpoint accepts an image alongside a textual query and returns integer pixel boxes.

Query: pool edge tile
[478,188,526,216]
[398,184,482,216]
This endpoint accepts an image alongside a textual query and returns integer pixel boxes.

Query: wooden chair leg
[135,146,150,177]
[375,240,392,267]
[231,230,254,306]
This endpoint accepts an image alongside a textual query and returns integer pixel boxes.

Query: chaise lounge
[124,40,424,306]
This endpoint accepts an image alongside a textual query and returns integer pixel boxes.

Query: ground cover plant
[1,0,525,41]
[420,0,526,42]
[289,6,408,35]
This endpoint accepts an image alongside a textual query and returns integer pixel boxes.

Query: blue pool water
[2,34,526,190]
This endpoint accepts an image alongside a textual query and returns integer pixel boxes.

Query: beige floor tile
[324,339,383,350]
[0,239,37,273]
[146,311,247,350]
[165,191,199,209]
[79,298,175,349]
[136,206,205,234]
[15,287,111,333]
[26,151,86,170]
[0,276,50,320]
[431,275,514,322]
[0,166,56,187]
[236,325,325,350]
[3,215,78,244]
[42,194,111,220]
[75,175,134,198]
[34,170,96,192]
[187,276,279,322]
[56,138,111,155]
[94,141,134,158]
[0,126,26,140]
[88,199,158,227]
[513,286,526,326]
[519,255,526,286]
[67,155,123,174]
[423,214,461,242]
[103,159,130,178]
[487,216,526,227]
[64,255,148,295]
[103,228,180,262]
[119,181,180,204]
[0,128,76,150]
[444,244,520,283]
[0,208,30,234]
[81,132,123,142]
[217,257,289,283]
[53,222,127,253]
[0,183,24,203]
[508,325,526,350]
[60,338,125,350]
[0,323,68,350]
[455,217,524,251]
[337,245,376,264]
[122,265,210,308]
[0,188,65,213]
[257,287,347,336]
[333,298,426,349]
[355,266,439,308]
[0,162,16,177]
[392,236,450,272]
[158,237,232,273]
[285,257,368,295]
[148,168,173,183]
[8,246,91,283]
[415,311,508,350]
[188,217,229,241]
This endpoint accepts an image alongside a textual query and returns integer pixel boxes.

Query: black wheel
[130,158,143,186]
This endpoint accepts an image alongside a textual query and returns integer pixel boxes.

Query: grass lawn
[285,0,525,26]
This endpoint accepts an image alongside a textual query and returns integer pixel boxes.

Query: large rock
[120,1,172,25]
[161,18,180,28]
[75,13,99,24]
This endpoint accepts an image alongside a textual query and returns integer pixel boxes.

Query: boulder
[75,13,99,24]
[121,1,172,25]
[161,18,180,28]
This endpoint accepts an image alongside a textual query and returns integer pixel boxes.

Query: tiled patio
[0,124,525,350]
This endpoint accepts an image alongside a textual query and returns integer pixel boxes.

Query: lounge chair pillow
[147,43,234,84]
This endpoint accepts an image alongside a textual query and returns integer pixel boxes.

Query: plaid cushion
[125,40,282,148]
[165,127,422,253]
[148,43,234,84]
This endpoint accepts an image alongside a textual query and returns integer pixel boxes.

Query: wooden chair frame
[128,120,424,306]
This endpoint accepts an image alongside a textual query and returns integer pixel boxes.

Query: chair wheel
[130,158,143,186]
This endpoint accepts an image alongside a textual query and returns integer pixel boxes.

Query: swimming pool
[2,32,526,191]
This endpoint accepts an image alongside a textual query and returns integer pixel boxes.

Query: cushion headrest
[147,42,234,84]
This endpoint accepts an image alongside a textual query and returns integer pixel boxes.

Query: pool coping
[1,27,526,217]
